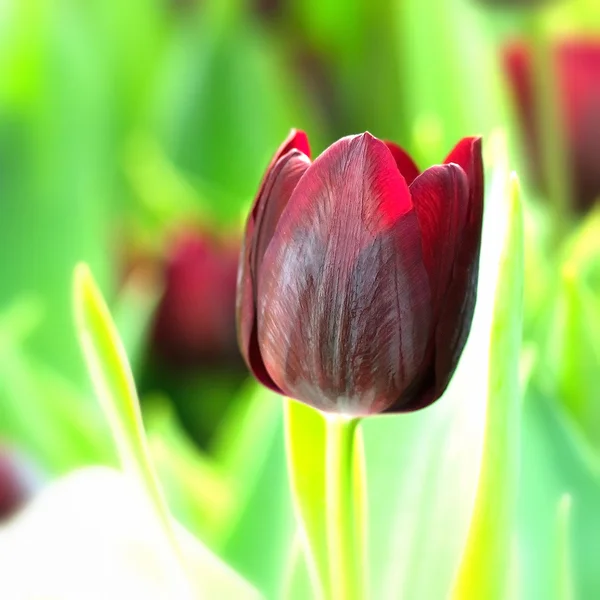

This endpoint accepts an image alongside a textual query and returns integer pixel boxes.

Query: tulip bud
[476,0,552,7]
[152,230,241,370]
[0,446,32,521]
[237,129,484,416]
[503,39,600,213]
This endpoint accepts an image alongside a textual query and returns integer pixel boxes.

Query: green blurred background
[2,0,600,598]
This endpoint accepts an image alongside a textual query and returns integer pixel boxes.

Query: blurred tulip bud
[237,130,484,416]
[152,230,241,370]
[0,445,33,521]
[504,39,600,213]
[254,0,283,19]
[476,0,551,6]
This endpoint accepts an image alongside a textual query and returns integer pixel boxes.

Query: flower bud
[152,230,241,369]
[504,39,600,212]
[237,130,484,415]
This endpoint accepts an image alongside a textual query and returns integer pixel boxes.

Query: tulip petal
[251,129,311,222]
[445,136,484,200]
[237,131,311,392]
[410,164,470,313]
[385,141,421,185]
[434,137,484,397]
[256,133,431,415]
[252,151,312,277]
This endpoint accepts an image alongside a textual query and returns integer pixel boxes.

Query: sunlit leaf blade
[552,265,600,457]
[73,263,178,552]
[284,399,329,599]
[518,383,600,599]
[556,494,574,600]
[73,264,262,600]
[0,298,114,473]
[144,396,236,545]
[214,386,295,597]
[452,175,524,599]
[113,265,161,379]
[0,347,114,474]
[280,533,317,600]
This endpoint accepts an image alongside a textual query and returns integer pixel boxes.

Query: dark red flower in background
[476,0,550,7]
[0,446,31,521]
[152,230,241,369]
[504,39,600,212]
[237,130,483,416]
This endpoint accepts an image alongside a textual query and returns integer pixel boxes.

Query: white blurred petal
[0,467,261,600]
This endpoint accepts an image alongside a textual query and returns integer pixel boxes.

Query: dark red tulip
[0,446,31,521]
[476,0,550,7]
[152,229,241,369]
[504,39,600,212]
[237,130,483,416]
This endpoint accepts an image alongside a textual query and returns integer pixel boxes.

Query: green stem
[523,12,573,241]
[325,415,362,600]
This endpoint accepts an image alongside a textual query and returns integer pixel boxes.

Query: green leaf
[112,265,162,378]
[556,494,574,600]
[218,391,295,598]
[0,297,114,473]
[0,3,113,384]
[156,7,322,225]
[73,263,177,549]
[0,347,114,474]
[280,533,317,600]
[552,266,600,457]
[517,384,600,600]
[452,175,523,599]
[144,395,236,545]
[73,263,262,599]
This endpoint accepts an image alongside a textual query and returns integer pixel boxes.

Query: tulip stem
[325,415,362,600]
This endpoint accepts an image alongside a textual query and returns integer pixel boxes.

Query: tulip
[0,445,32,521]
[503,39,600,213]
[476,0,550,7]
[237,130,484,415]
[152,230,241,369]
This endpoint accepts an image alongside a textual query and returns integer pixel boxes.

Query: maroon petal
[252,151,311,278]
[558,41,600,211]
[444,137,484,283]
[250,129,311,222]
[502,44,546,192]
[433,136,484,397]
[385,141,421,185]
[410,164,470,314]
[153,231,240,368]
[255,133,432,415]
[236,130,311,392]
[445,136,483,186]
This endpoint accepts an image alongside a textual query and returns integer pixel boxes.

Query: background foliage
[0,0,599,598]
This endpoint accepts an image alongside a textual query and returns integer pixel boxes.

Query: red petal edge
[236,130,311,393]
[409,164,470,315]
[251,129,311,222]
[434,136,484,398]
[384,141,421,185]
